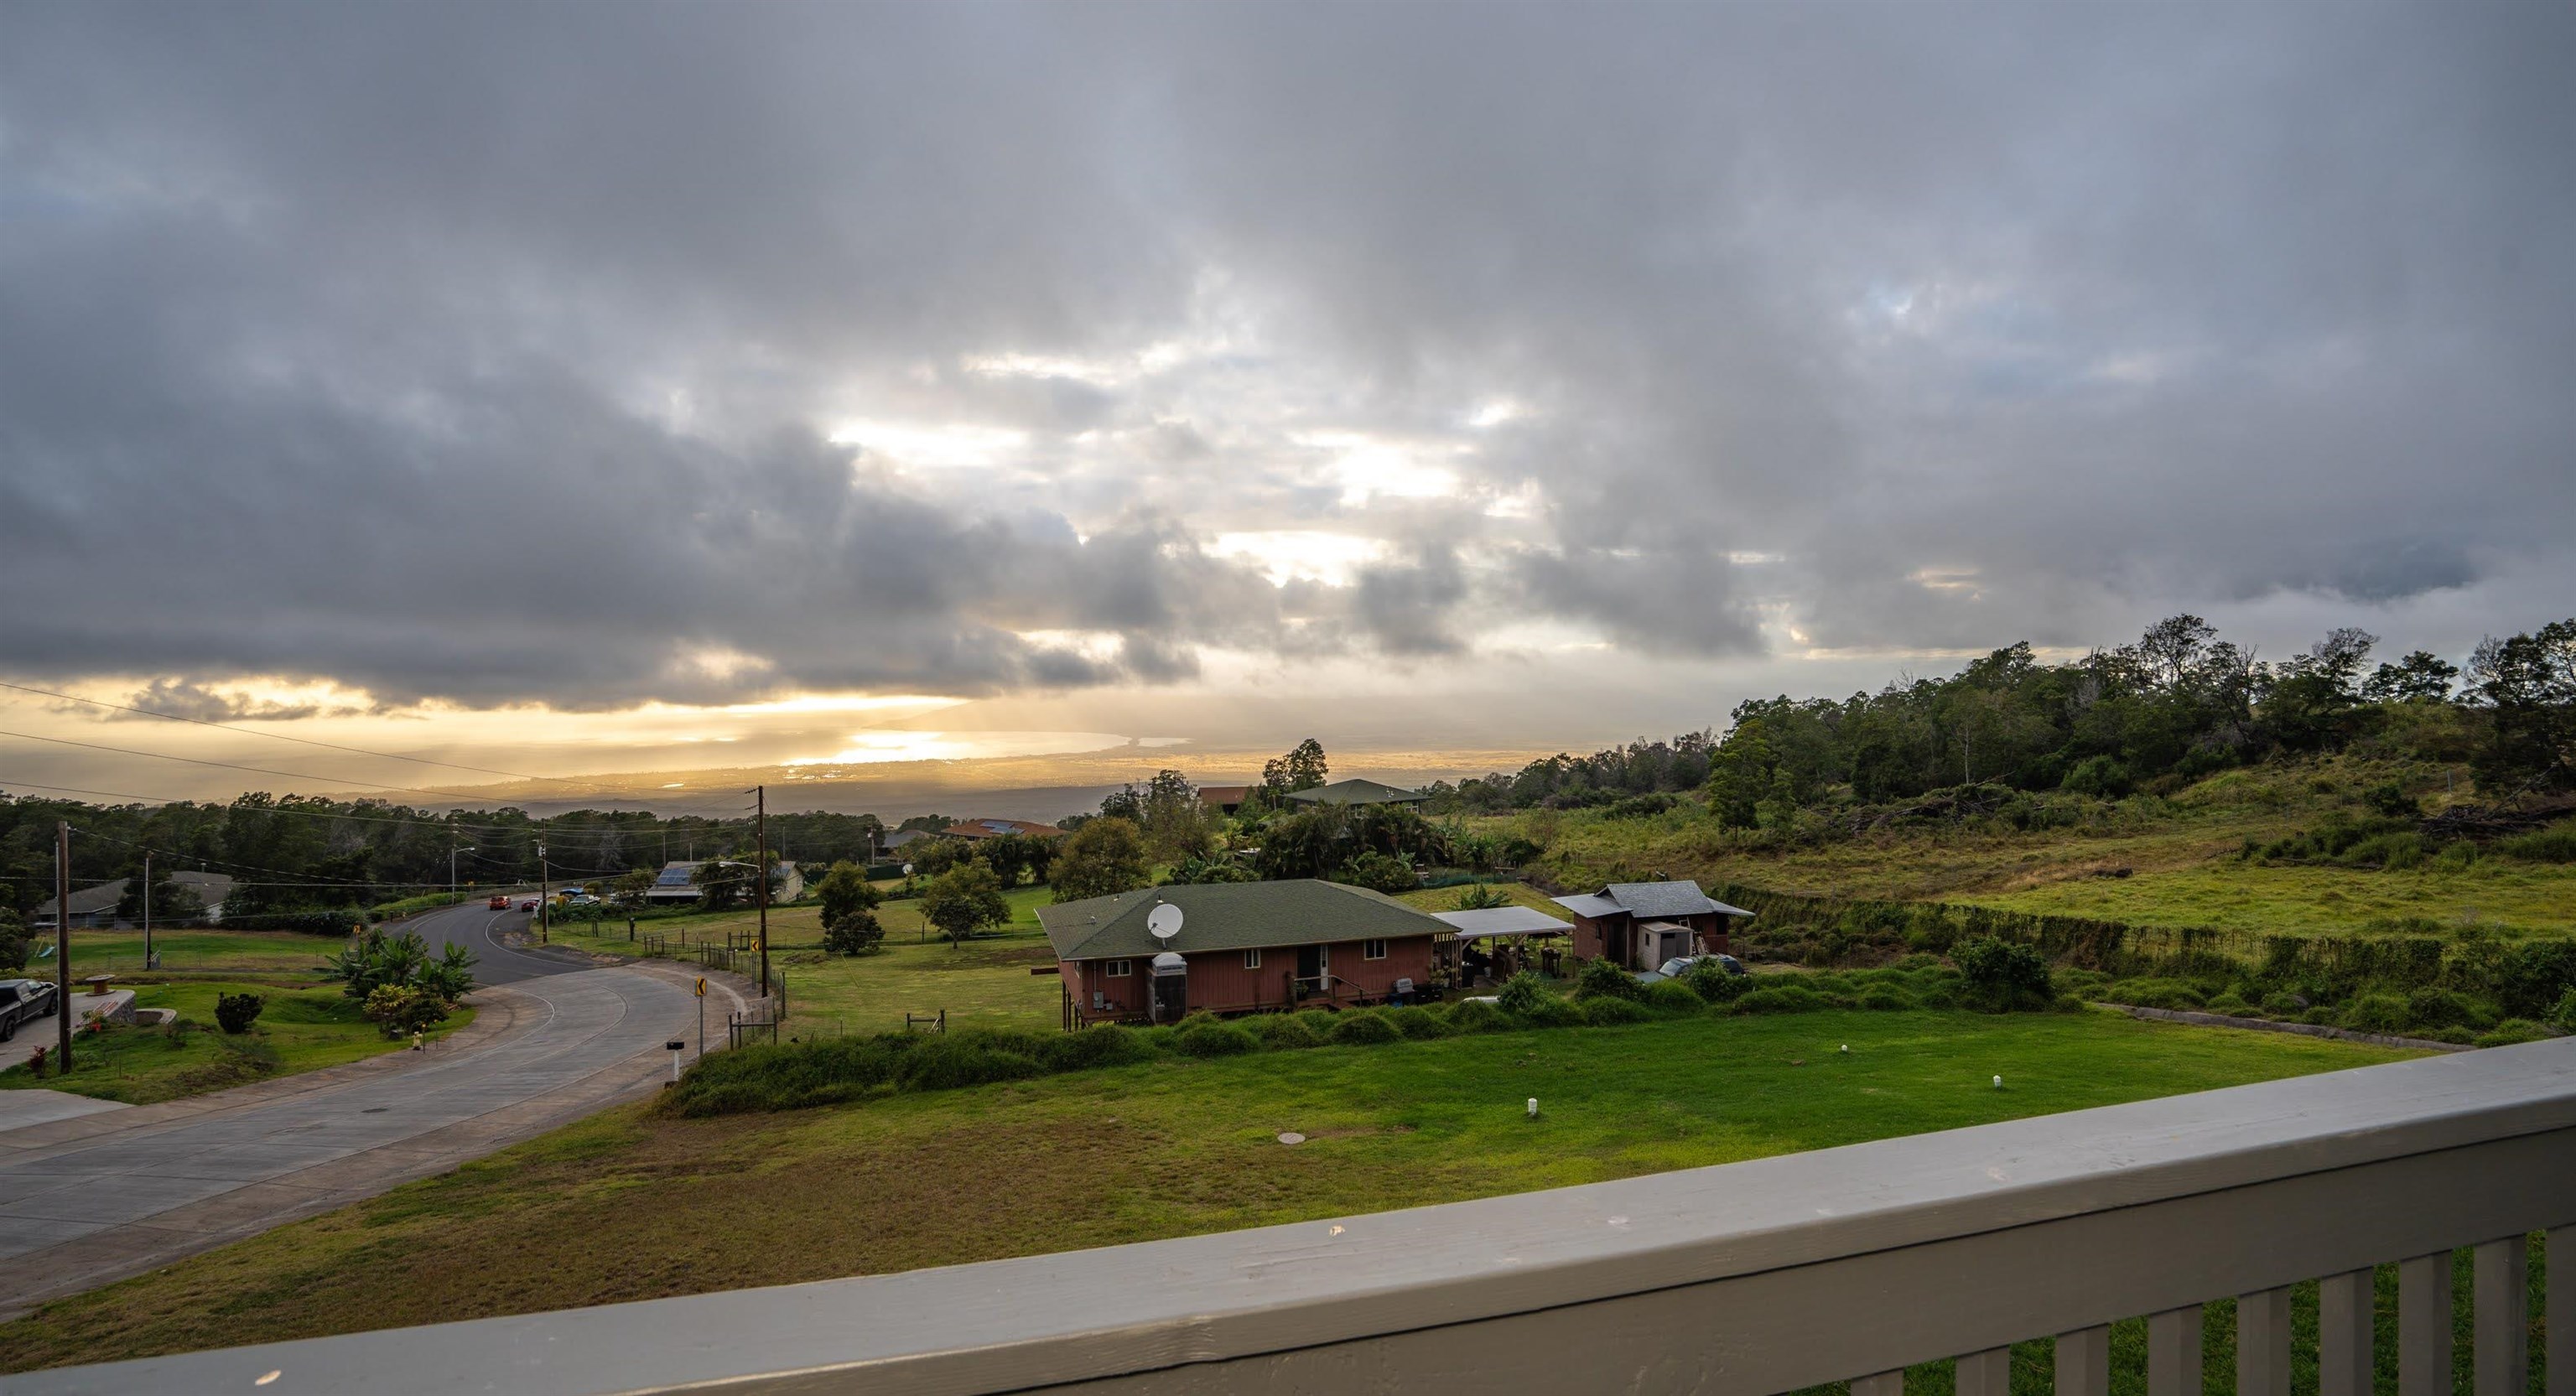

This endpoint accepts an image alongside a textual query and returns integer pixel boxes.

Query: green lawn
[541,886,1067,1035]
[0,981,474,1105]
[25,927,343,978]
[0,1008,2416,1369]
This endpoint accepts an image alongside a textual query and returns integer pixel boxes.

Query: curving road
[0,919,740,1321]
[406,897,603,984]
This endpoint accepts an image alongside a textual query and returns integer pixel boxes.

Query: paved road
[406,898,601,985]
[0,958,738,1320]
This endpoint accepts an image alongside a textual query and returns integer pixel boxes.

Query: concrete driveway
[0,959,743,1320]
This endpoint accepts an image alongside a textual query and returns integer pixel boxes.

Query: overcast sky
[1,3,2569,796]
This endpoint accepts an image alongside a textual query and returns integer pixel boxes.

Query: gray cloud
[0,2,2566,713]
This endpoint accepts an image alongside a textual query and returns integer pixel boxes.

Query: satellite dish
[1146,903,1185,942]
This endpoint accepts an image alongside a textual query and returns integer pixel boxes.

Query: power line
[71,827,437,890]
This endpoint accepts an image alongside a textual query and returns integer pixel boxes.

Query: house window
[1103,959,1132,977]
[1243,949,1261,969]
[1363,940,1389,961]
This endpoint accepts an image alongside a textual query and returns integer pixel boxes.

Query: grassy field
[0,981,474,1104]
[0,1008,2416,1369]
[21,927,343,978]
[541,886,1068,1035]
[1524,755,2576,939]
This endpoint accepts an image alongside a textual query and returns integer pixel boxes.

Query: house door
[1607,921,1630,968]
[1151,968,1187,1023]
[1296,945,1322,979]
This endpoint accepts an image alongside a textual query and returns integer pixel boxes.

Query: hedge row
[662,960,2036,1117]
[218,907,375,935]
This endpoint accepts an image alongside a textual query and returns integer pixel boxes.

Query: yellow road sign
[693,977,707,998]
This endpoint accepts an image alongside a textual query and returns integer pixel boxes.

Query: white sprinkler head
[1526,1097,1539,1118]
[1840,1044,1849,1053]
[1993,1075,2004,1089]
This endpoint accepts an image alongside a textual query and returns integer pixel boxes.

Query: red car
[487,895,510,911]
[517,899,539,913]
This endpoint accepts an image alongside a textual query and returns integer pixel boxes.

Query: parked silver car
[0,978,60,1041]
[1635,953,1747,984]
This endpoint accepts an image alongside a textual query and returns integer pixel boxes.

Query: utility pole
[55,822,72,1069]
[754,785,770,999]
[537,839,549,942]
[142,849,153,972]
[449,843,475,900]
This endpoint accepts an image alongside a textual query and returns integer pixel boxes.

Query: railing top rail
[24,1039,2576,1396]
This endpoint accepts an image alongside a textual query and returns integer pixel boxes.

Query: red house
[1040,880,1450,1028]
[1550,880,1753,971]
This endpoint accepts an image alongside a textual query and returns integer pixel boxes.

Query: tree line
[1414,616,2573,823]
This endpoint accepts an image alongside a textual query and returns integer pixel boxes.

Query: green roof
[1038,880,1453,961]
[1281,777,1427,807]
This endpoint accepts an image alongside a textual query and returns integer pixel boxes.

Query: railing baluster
[2402,1252,2455,1396]
[2057,1326,2109,1396]
[2551,1227,2573,1396]
[2148,1305,2204,1396]
[1957,1347,2013,1396]
[2240,1287,2294,1396]
[2321,1269,2376,1396]
[1852,1371,1905,1396]
[2473,1237,2528,1396]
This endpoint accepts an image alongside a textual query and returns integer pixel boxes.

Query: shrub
[2341,994,2410,1034]
[1041,1025,1156,1072]
[2475,1020,2554,1048]
[1249,1014,1325,1049]
[1581,996,1652,1026]
[1451,883,1513,911]
[2205,991,2253,1017]
[2054,994,2087,1014]
[361,984,450,1040]
[1734,985,1827,1015]
[1442,999,1506,1034]
[1952,937,2054,1012]
[1384,1006,1452,1040]
[1293,1009,1343,1040]
[1642,979,1706,1015]
[2258,991,2307,1016]
[213,992,265,1035]
[1856,985,1913,1011]
[2405,987,2491,1032]
[821,911,885,956]
[896,1038,1045,1091]
[1173,1020,1261,1057]
[2060,755,2133,798]
[1911,981,1960,1010]
[1514,994,1587,1029]
[2553,988,2576,1035]
[1573,957,1644,1001]
[2493,820,2576,864]
[2361,781,2423,817]
[1332,851,1418,895]
[2100,979,2205,1010]
[1329,1011,1401,1046]
[1495,971,1553,1016]
[1681,962,1751,1003]
[2497,939,2576,1019]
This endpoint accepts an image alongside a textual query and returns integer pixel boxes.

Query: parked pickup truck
[0,978,60,1041]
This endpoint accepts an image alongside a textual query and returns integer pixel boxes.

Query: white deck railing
[18,1037,2576,1395]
